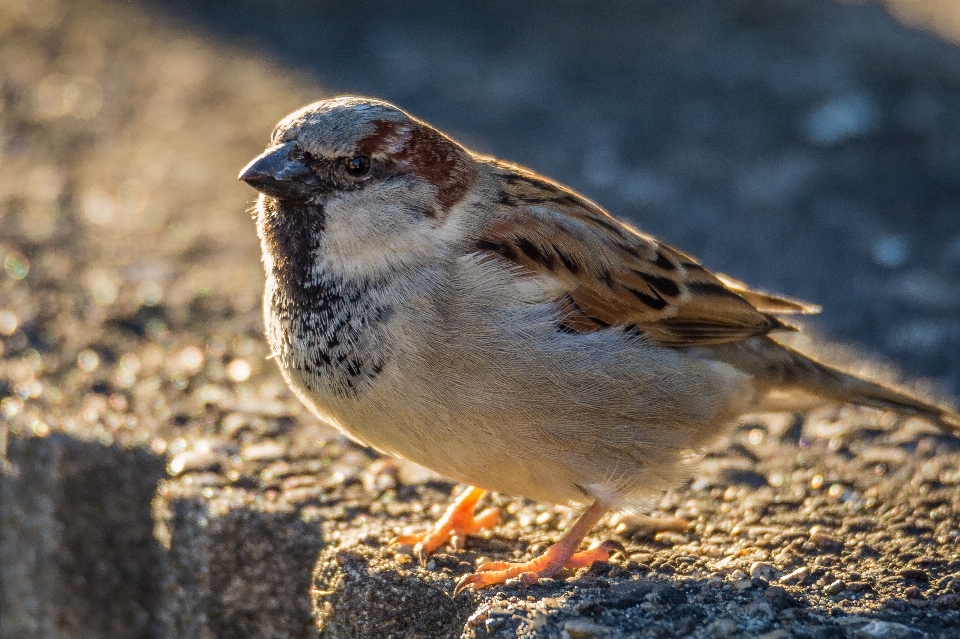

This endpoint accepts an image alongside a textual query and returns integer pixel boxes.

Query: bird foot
[391,486,500,564]
[454,539,625,595]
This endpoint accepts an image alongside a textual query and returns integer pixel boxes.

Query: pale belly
[275,311,757,511]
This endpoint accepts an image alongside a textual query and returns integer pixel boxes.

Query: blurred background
[1,0,959,443]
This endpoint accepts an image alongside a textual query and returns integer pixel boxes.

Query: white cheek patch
[315,186,448,280]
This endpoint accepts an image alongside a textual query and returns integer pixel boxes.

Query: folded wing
[471,162,818,347]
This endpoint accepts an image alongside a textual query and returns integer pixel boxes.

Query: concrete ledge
[151,426,352,639]
[154,491,325,639]
[3,412,960,638]
[313,542,476,639]
[0,433,165,639]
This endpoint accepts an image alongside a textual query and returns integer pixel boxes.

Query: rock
[0,433,165,639]
[240,440,288,462]
[851,620,924,639]
[312,543,474,639]
[733,578,754,591]
[563,618,612,638]
[715,468,770,489]
[801,624,849,639]
[705,618,738,637]
[899,568,929,583]
[653,531,688,545]
[809,530,844,554]
[750,562,782,581]
[745,599,774,622]
[764,586,800,609]
[154,471,327,639]
[803,93,882,145]
[780,567,811,585]
[903,585,924,600]
[167,449,219,475]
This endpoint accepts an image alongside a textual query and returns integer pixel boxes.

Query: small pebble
[803,93,881,145]
[848,581,871,593]
[653,531,688,545]
[809,530,843,553]
[564,618,612,639]
[903,585,924,600]
[764,586,794,608]
[745,599,774,621]
[780,567,810,585]
[733,578,753,591]
[240,440,287,461]
[706,618,738,637]
[465,604,490,629]
[899,568,928,583]
[823,580,846,596]
[226,358,251,382]
[852,620,922,639]
[750,561,781,581]
[871,234,910,268]
[168,449,220,475]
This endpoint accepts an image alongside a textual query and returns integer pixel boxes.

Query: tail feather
[706,337,960,434]
[774,343,960,434]
[817,367,960,432]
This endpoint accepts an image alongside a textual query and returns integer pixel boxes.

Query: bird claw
[597,539,627,559]
[453,534,626,595]
[559,538,625,569]
[390,487,500,564]
[453,572,483,596]
[388,533,421,547]
[453,566,540,596]
[475,560,512,572]
[396,495,625,596]
[413,542,429,566]
[388,537,435,566]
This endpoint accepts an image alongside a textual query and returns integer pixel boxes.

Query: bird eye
[345,155,371,177]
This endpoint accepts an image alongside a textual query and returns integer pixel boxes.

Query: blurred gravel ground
[1,0,960,637]
[0,0,321,635]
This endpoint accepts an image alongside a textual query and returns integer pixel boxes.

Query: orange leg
[391,486,500,564]
[454,500,624,595]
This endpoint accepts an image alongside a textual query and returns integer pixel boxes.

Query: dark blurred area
[152,0,960,395]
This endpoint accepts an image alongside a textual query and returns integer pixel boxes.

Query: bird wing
[470,162,819,347]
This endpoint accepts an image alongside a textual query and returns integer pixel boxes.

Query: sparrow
[239,96,960,594]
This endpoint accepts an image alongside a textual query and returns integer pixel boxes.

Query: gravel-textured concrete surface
[2,0,960,637]
[155,477,325,638]
[0,434,165,639]
[0,0,314,635]
[309,411,960,638]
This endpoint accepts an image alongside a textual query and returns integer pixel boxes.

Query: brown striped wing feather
[472,162,818,347]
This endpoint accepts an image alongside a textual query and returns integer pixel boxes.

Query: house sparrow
[239,96,960,594]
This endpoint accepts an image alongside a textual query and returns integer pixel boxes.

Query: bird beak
[238,141,318,200]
